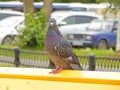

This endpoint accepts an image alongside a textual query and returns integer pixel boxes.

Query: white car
[0,16,24,44]
[51,11,102,40]
[0,9,24,20]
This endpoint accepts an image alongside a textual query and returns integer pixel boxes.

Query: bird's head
[49,18,57,27]
[47,18,62,36]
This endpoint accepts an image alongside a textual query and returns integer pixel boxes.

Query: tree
[97,0,120,54]
[15,0,47,49]
[43,0,53,22]
[16,9,47,49]
[117,10,120,54]
[23,0,34,21]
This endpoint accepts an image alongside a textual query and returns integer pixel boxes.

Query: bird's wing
[54,38,82,69]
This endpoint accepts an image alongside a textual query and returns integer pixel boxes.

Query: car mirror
[58,21,67,26]
[113,28,117,32]
[113,27,117,30]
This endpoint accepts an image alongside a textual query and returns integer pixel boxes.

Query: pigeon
[45,18,83,74]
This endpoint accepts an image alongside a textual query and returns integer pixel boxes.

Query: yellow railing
[0,67,120,90]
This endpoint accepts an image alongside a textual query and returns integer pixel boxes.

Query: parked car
[51,11,102,39]
[0,16,24,44]
[67,19,118,49]
[0,9,24,20]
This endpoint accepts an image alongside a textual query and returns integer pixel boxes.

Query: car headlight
[67,34,74,40]
[85,35,93,40]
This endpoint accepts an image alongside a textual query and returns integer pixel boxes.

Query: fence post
[89,54,96,71]
[14,46,21,67]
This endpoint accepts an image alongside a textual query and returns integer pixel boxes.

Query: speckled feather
[45,18,82,70]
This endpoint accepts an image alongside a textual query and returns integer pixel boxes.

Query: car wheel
[2,36,13,44]
[98,40,108,49]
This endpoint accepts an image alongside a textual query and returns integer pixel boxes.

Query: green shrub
[15,9,47,49]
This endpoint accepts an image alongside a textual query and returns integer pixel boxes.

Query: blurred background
[0,0,119,72]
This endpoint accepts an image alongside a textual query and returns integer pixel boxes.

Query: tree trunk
[116,10,120,55]
[43,0,53,22]
[23,0,34,21]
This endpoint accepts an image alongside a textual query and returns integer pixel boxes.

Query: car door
[58,15,98,38]
[75,15,98,31]
[58,15,76,38]
[109,21,117,47]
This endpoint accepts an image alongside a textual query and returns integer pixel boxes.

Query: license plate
[72,41,83,46]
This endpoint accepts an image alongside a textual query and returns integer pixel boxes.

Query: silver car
[51,11,102,42]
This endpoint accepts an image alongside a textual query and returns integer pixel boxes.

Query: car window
[0,13,22,20]
[76,16,97,24]
[63,16,76,25]
[62,15,98,25]
[113,22,118,32]
[88,20,114,31]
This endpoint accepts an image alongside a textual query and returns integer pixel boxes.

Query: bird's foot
[49,67,62,74]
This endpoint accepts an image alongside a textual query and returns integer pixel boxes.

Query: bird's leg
[49,66,62,74]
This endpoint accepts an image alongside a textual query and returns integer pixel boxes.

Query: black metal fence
[0,47,120,72]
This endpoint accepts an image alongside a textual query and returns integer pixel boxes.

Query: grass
[0,44,15,48]
[0,44,119,57]
[0,62,30,67]
[73,48,118,57]
[0,62,15,67]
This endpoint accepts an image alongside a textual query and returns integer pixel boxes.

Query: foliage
[96,0,120,18]
[15,9,47,50]
[97,0,120,9]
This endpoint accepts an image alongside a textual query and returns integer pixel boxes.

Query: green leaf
[15,9,47,49]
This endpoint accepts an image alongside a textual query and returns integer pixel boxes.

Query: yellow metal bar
[0,67,120,90]
[0,72,120,85]
[0,67,120,85]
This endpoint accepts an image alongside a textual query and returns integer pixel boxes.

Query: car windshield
[87,20,114,31]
